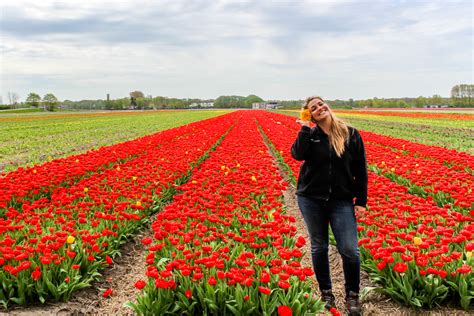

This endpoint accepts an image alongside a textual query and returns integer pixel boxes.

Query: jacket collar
[313,125,329,137]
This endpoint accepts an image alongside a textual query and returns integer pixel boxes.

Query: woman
[291,96,367,316]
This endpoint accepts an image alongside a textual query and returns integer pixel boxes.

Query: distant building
[252,101,279,109]
[424,104,449,108]
[189,102,214,108]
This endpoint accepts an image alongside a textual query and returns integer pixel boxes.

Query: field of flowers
[0,109,472,314]
[0,110,229,172]
[0,113,238,307]
[256,111,473,310]
[130,113,324,315]
[279,110,474,154]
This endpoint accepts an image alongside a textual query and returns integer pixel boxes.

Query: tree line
[280,85,473,109]
[1,92,59,111]
[5,91,264,111]
[2,84,472,111]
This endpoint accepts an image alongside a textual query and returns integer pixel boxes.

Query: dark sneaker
[346,291,362,316]
[321,289,336,310]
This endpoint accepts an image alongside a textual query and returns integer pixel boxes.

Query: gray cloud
[0,0,472,101]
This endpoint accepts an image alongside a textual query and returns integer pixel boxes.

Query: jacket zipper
[327,140,332,201]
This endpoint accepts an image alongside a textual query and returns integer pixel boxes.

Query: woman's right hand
[296,119,310,127]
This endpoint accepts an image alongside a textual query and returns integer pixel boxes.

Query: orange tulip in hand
[300,108,312,122]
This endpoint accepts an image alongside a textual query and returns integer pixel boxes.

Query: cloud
[0,0,472,101]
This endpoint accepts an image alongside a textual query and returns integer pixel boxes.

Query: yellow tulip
[413,237,422,245]
[67,236,75,244]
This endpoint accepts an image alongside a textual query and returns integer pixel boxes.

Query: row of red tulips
[0,114,233,213]
[254,111,473,310]
[358,130,474,172]
[261,112,474,211]
[360,172,473,309]
[363,140,473,210]
[130,112,325,315]
[0,113,240,308]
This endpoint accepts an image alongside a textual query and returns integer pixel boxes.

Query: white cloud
[0,0,472,101]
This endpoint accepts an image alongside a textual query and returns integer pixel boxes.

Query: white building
[189,102,214,108]
[252,101,279,109]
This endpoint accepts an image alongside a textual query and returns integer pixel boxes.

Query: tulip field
[0,110,231,173]
[0,109,473,314]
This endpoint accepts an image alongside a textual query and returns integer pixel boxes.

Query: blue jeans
[297,195,360,295]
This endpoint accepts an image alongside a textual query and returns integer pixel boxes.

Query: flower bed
[0,112,239,308]
[0,114,233,213]
[255,111,473,310]
[130,111,324,315]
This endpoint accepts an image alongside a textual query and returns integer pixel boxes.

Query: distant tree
[430,94,443,105]
[112,98,128,110]
[413,96,427,108]
[451,84,473,107]
[129,91,144,109]
[105,99,113,110]
[130,91,145,99]
[214,95,246,108]
[26,92,41,108]
[278,100,304,108]
[7,92,19,108]
[43,93,58,111]
[244,95,264,108]
[396,100,408,108]
[135,97,146,110]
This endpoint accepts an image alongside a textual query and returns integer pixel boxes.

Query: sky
[0,0,472,102]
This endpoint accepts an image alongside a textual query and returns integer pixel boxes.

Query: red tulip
[258,286,271,295]
[134,280,146,290]
[103,288,113,298]
[185,290,192,299]
[31,267,41,281]
[277,305,292,316]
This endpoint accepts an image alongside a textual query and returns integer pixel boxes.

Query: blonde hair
[303,96,350,157]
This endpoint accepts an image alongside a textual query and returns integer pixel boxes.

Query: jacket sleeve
[291,126,312,161]
[352,129,368,207]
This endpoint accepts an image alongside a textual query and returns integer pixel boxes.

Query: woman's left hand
[296,119,310,127]
[354,205,366,213]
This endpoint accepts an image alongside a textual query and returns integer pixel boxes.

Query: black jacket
[291,125,368,207]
